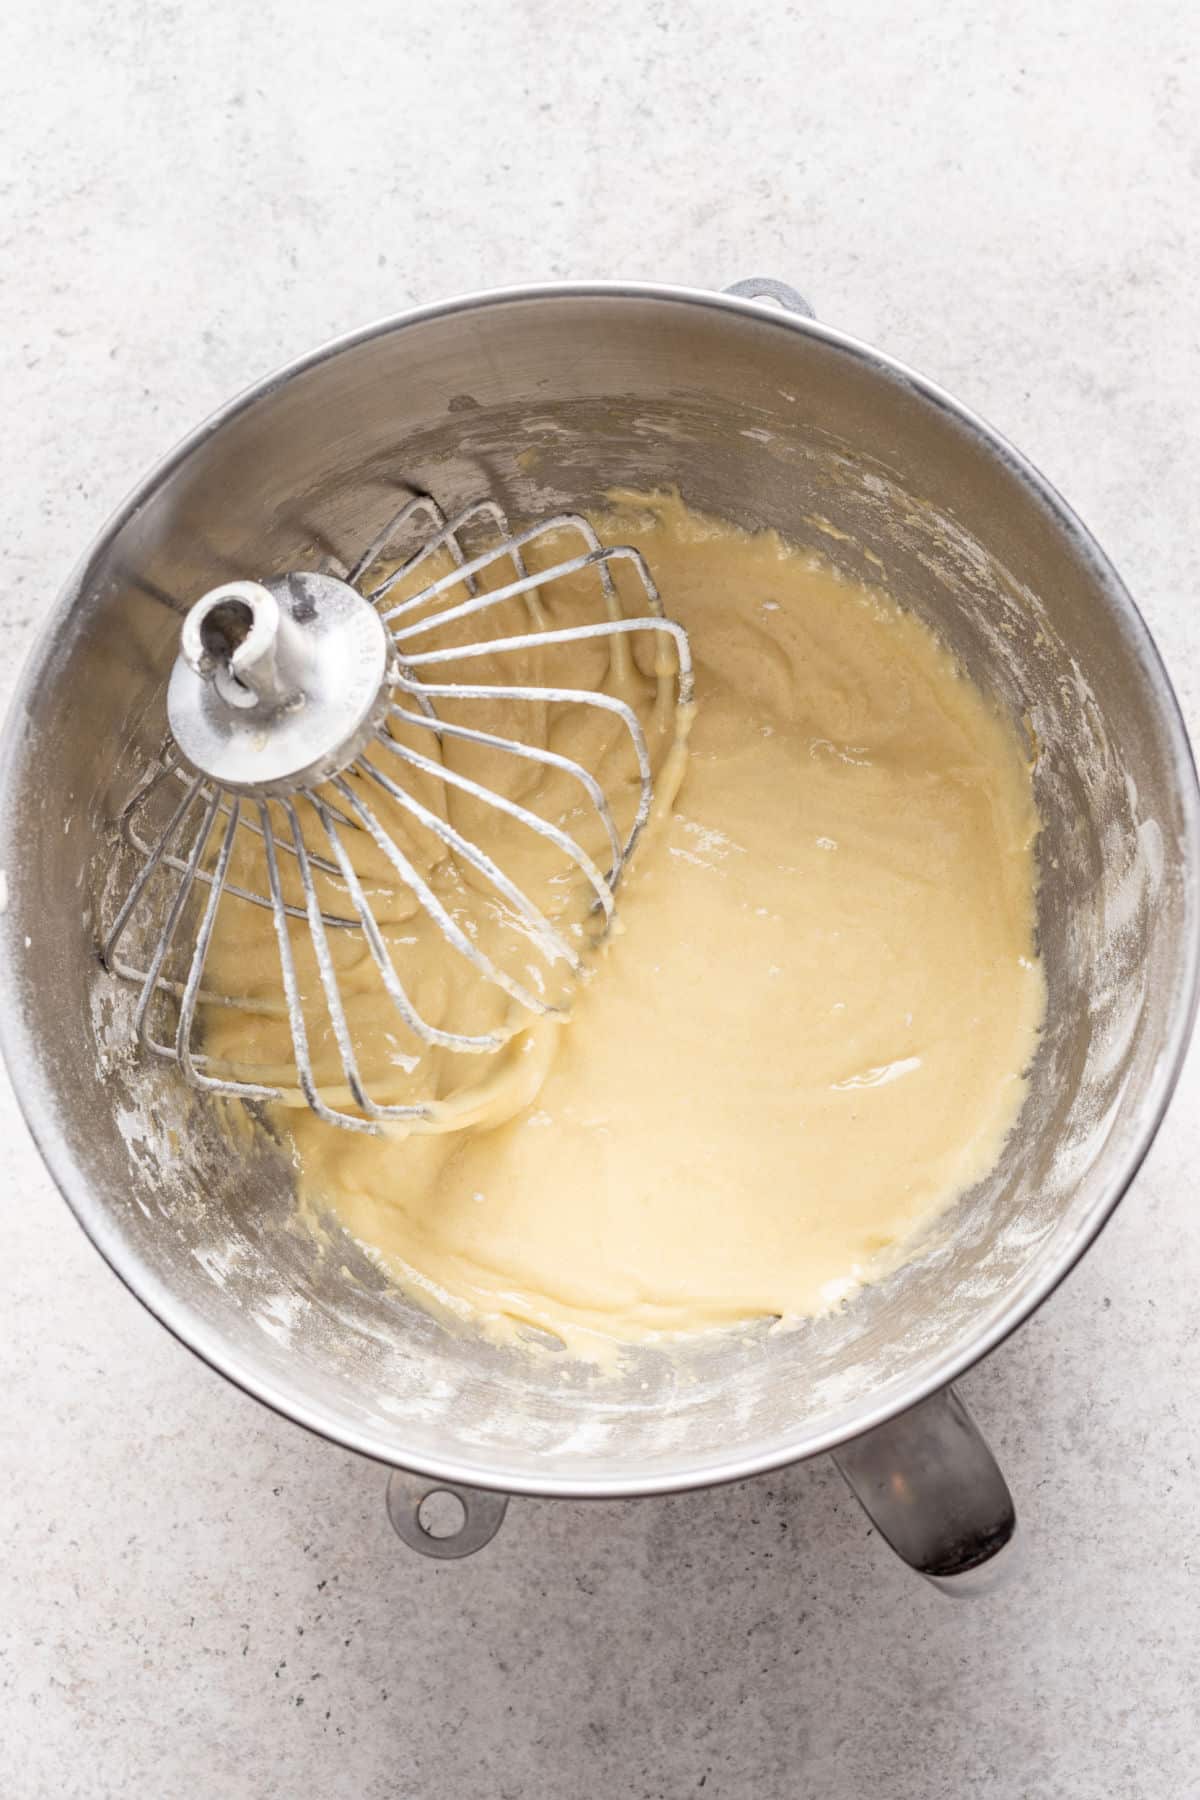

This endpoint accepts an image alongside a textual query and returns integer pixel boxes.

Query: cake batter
[200,492,1045,1348]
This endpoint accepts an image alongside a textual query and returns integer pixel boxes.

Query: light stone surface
[2,3,1198,1795]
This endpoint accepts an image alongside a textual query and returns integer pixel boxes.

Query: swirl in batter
[202,491,1045,1349]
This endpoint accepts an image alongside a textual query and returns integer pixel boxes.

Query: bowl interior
[2,290,1195,1493]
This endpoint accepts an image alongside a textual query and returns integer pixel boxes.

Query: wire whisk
[102,493,694,1133]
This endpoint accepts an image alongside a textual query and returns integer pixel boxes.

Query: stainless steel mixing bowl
[3,280,1196,1586]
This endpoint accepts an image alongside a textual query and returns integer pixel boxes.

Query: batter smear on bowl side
[199,491,1046,1349]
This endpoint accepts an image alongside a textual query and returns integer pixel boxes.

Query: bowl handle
[385,1468,509,1560]
[723,277,816,319]
[833,1385,1019,1595]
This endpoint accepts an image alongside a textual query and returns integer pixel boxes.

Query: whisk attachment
[102,495,694,1133]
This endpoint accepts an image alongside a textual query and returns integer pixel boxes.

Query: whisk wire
[314,794,507,1056]
[333,773,562,1025]
[132,786,222,1054]
[172,799,280,1100]
[348,761,576,999]
[374,731,616,921]
[386,704,624,877]
[103,767,207,974]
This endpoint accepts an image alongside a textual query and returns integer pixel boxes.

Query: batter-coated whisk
[102,495,694,1132]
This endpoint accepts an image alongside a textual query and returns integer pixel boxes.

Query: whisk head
[102,494,694,1133]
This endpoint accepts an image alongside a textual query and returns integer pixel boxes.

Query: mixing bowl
[2,280,1196,1587]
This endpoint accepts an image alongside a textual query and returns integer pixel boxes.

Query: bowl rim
[2,278,1198,1499]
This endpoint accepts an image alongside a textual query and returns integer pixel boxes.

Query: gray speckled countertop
[3,4,1199,1795]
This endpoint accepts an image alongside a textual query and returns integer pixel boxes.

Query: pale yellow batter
[199,492,1045,1350]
